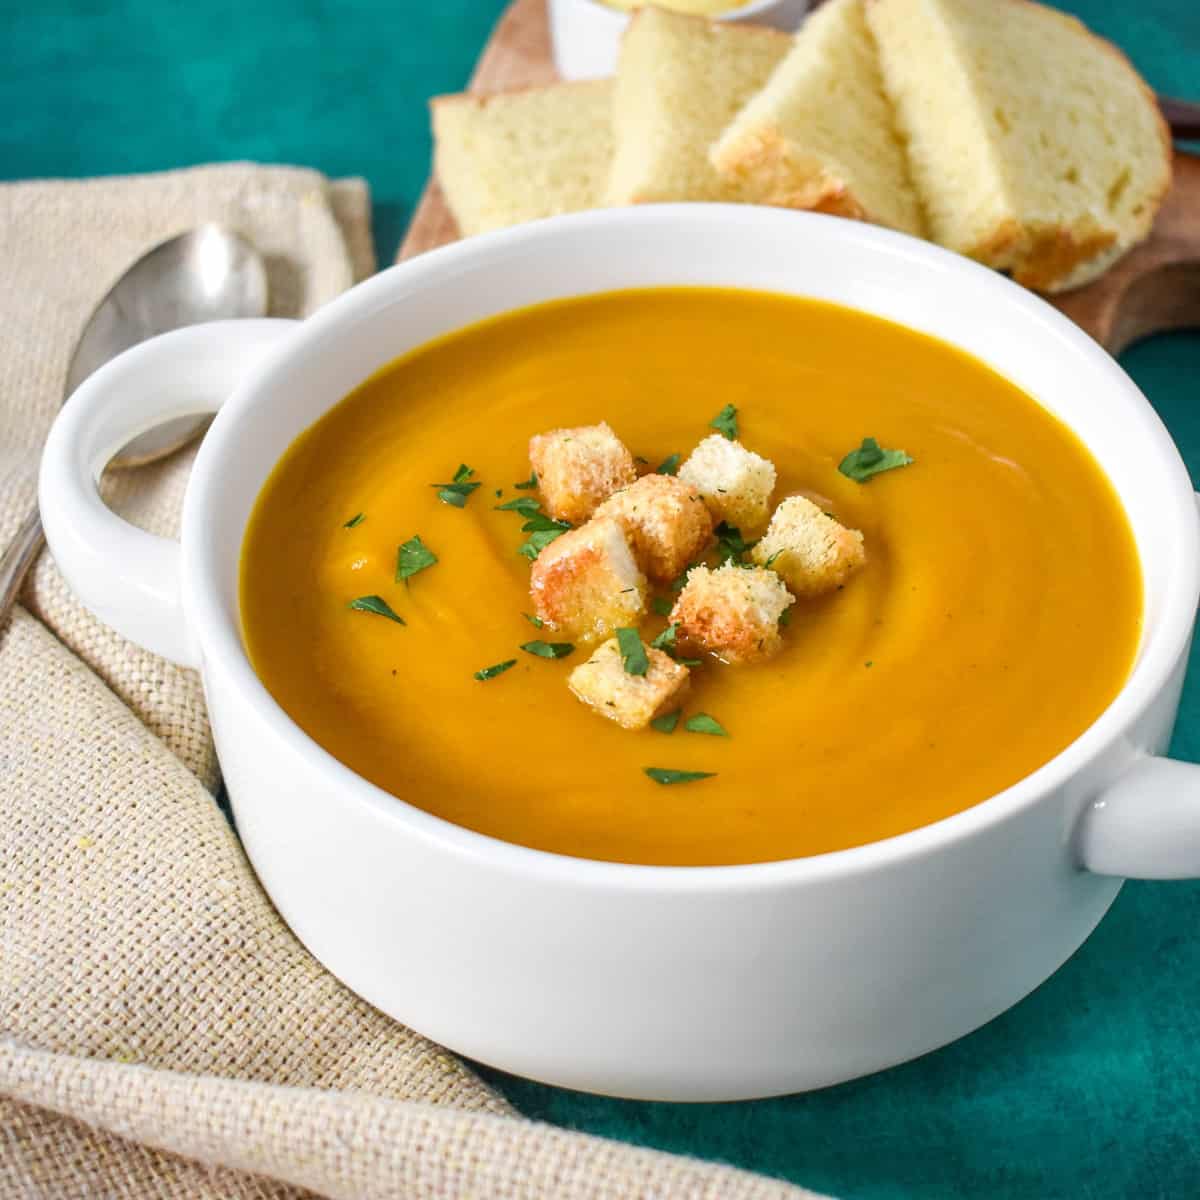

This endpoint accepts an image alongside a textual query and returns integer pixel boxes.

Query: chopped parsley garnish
[517,512,571,560]
[616,627,649,676]
[474,659,517,681]
[518,528,568,560]
[522,511,569,533]
[433,464,481,507]
[520,640,574,659]
[644,767,717,786]
[651,595,674,616]
[514,471,538,490]
[838,437,913,483]
[656,453,682,476]
[709,404,738,441]
[348,595,405,625]
[763,549,784,568]
[650,710,680,734]
[714,521,757,564]
[396,535,437,582]
[343,512,365,529]
[685,713,728,737]
[779,608,792,628]
[522,612,545,628]
[650,623,678,651]
[497,496,571,559]
[495,496,542,517]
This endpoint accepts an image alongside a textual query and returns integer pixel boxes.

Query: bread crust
[670,563,794,665]
[568,637,691,730]
[530,517,646,643]
[712,124,871,220]
[594,474,714,584]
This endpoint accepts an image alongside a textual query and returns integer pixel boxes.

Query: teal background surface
[4,1,1198,1195]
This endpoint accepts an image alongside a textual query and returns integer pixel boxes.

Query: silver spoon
[0,224,268,628]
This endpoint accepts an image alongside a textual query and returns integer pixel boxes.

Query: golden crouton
[529,421,637,524]
[593,473,714,584]
[568,637,690,730]
[677,434,776,529]
[670,563,794,664]
[530,516,647,643]
[751,495,866,596]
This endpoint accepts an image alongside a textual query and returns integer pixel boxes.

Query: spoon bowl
[69,225,269,465]
[0,223,268,623]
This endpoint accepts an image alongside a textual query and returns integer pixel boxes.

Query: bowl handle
[1077,756,1200,878]
[38,319,297,667]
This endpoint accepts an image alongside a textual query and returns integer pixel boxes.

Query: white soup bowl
[38,206,1200,1101]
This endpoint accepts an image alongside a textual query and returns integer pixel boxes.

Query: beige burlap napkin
[0,165,823,1199]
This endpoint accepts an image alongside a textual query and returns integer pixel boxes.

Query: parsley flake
[651,596,674,616]
[343,512,365,529]
[518,528,568,560]
[396,535,437,582]
[644,767,717,786]
[650,623,678,651]
[495,496,541,517]
[522,612,545,628]
[433,464,481,508]
[521,640,574,659]
[348,595,405,625]
[715,522,757,564]
[685,713,728,737]
[650,710,680,734]
[838,437,913,483]
[709,404,738,441]
[475,659,517,681]
[616,628,649,676]
[656,453,682,476]
[522,512,570,534]
[514,471,538,490]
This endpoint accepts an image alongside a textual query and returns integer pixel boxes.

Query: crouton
[593,473,714,584]
[530,517,647,643]
[751,495,866,596]
[529,422,637,525]
[677,435,776,530]
[670,563,794,664]
[568,637,691,731]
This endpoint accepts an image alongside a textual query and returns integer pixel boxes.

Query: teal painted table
[5,2,1198,1195]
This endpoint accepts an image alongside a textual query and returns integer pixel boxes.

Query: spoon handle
[0,506,46,629]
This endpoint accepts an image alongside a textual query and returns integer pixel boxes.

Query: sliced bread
[711,0,924,236]
[605,7,792,205]
[866,0,1171,291]
[431,80,614,237]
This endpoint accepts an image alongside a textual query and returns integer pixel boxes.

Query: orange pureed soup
[240,288,1141,866]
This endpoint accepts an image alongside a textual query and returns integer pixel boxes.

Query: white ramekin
[549,0,810,80]
[39,206,1200,1100]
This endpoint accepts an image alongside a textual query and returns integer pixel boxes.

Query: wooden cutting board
[399,0,1200,355]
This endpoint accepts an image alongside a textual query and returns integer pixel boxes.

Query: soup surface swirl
[240,288,1141,865]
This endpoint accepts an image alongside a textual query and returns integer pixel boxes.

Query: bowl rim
[185,204,1200,892]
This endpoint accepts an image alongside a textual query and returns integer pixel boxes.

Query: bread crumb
[751,494,865,595]
[529,422,637,524]
[569,637,691,729]
[670,562,794,664]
